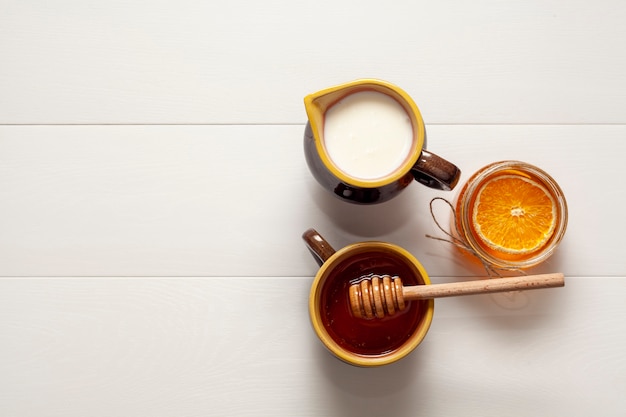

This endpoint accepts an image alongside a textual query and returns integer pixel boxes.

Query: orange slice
[472,175,556,254]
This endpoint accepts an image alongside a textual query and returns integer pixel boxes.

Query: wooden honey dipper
[349,272,565,319]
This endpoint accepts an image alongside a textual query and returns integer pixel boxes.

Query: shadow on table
[307,181,418,238]
[313,340,432,417]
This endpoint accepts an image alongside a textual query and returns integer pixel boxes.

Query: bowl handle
[302,228,336,267]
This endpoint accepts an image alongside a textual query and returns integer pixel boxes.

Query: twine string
[425,197,525,278]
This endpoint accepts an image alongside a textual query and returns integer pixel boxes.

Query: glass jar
[454,161,568,270]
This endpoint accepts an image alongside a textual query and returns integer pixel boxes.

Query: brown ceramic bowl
[303,229,434,367]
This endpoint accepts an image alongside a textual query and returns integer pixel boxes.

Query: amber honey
[304,227,434,367]
[319,250,428,356]
[454,161,568,269]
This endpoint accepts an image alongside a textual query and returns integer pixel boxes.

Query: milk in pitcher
[323,90,414,181]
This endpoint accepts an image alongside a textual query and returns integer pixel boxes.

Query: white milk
[323,90,414,181]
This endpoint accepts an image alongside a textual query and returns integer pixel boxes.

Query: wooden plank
[1,0,625,124]
[1,124,624,277]
[0,276,624,416]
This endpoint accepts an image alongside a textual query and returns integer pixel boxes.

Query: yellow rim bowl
[308,242,434,367]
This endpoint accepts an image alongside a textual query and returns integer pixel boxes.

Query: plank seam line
[1,123,626,127]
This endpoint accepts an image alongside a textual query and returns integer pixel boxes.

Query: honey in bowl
[455,161,568,269]
[318,248,429,357]
[304,229,434,367]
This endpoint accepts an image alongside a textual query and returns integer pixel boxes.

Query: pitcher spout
[304,79,423,146]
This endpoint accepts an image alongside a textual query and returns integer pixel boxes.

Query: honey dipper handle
[403,273,565,300]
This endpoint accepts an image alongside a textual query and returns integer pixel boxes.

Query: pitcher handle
[302,228,336,267]
[410,150,461,191]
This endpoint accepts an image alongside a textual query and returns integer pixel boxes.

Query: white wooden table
[1,1,625,416]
